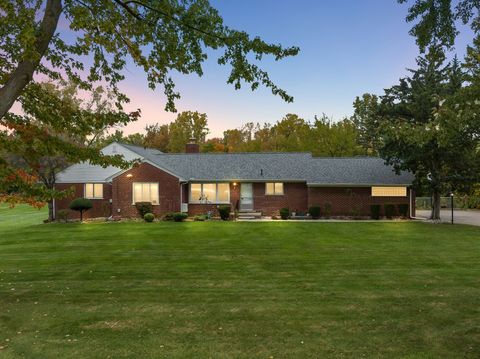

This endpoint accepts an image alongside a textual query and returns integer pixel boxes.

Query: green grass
[0,205,479,358]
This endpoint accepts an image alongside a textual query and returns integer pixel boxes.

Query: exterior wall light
[126,174,133,178]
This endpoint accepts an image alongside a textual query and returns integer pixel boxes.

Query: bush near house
[69,198,93,222]
[135,202,153,218]
[163,212,176,221]
[398,204,409,218]
[384,204,396,219]
[173,213,188,222]
[218,205,231,221]
[370,205,381,220]
[308,206,321,219]
[280,208,290,220]
[194,214,208,221]
[57,209,69,223]
[144,213,155,222]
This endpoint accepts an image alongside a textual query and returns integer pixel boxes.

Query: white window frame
[265,182,284,196]
[84,183,103,199]
[189,183,230,204]
[132,182,159,205]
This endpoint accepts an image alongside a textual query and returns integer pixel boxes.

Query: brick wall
[252,182,308,216]
[307,186,413,217]
[111,163,181,218]
[54,183,112,220]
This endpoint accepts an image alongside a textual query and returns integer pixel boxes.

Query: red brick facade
[308,186,414,217]
[54,183,112,220]
[111,163,181,218]
[55,163,414,220]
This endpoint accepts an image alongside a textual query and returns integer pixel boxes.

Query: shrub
[135,202,153,218]
[370,204,381,220]
[144,213,155,222]
[384,203,396,219]
[163,212,176,221]
[271,215,278,220]
[58,209,69,223]
[218,205,231,221]
[194,214,207,221]
[308,206,321,219]
[279,208,290,220]
[173,212,188,222]
[324,202,332,218]
[398,204,409,218]
[69,198,93,222]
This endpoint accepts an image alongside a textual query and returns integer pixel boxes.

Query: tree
[398,0,480,52]
[1,81,139,212]
[168,111,209,152]
[96,130,145,147]
[0,0,299,120]
[144,124,170,152]
[69,197,93,222]
[354,46,479,220]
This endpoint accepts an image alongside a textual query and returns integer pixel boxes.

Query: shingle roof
[141,152,414,185]
[57,142,414,185]
[56,163,121,183]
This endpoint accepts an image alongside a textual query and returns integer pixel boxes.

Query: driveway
[416,209,480,226]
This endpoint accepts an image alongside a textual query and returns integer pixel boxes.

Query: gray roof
[57,143,414,186]
[141,152,413,185]
[56,163,121,183]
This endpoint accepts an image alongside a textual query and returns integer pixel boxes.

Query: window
[189,183,230,203]
[265,182,284,195]
[133,182,159,204]
[85,183,103,199]
[371,186,407,197]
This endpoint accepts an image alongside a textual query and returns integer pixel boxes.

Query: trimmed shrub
[69,198,93,222]
[384,203,396,219]
[144,213,155,222]
[194,214,207,221]
[218,205,231,221]
[135,202,153,218]
[279,208,290,220]
[173,212,188,222]
[398,204,409,218]
[370,204,381,220]
[324,202,332,218]
[163,212,176,221]
[58,209,69,223]
[308,206,321,219]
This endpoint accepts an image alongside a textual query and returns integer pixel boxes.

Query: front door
[240,183,254,211]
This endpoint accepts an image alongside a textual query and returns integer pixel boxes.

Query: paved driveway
[416,209,480,226]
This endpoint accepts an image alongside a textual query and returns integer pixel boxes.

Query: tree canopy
[0,0,299,119]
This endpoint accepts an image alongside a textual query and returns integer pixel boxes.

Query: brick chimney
[185,137,200,153]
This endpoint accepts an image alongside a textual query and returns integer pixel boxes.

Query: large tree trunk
[431,189,441,220]
[0,0,62,119]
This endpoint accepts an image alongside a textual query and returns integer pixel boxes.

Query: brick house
[54,142,415,220]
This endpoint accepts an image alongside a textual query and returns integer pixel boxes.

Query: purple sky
[37,1,475,138]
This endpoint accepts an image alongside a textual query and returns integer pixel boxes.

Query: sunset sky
[65,1,475,137]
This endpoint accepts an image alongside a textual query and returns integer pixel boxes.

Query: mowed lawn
[0,206,479,358]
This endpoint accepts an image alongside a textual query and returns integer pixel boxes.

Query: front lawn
[0,205,479,358]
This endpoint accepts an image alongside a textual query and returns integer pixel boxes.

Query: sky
[52,1,476,138]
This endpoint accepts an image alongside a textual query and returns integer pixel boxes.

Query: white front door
[240,183,253,211]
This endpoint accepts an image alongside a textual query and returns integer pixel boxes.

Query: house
[54,141,415,220]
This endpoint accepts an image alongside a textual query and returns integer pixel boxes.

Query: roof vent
[260,169,264,176]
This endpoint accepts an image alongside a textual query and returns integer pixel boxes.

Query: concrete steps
[236,211,262,220]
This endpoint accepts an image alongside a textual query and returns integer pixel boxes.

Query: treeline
[99,112,367,156]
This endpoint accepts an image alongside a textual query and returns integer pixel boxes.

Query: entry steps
[236,211,262,220]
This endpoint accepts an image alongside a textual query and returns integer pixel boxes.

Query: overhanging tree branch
[0,0,63,120]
